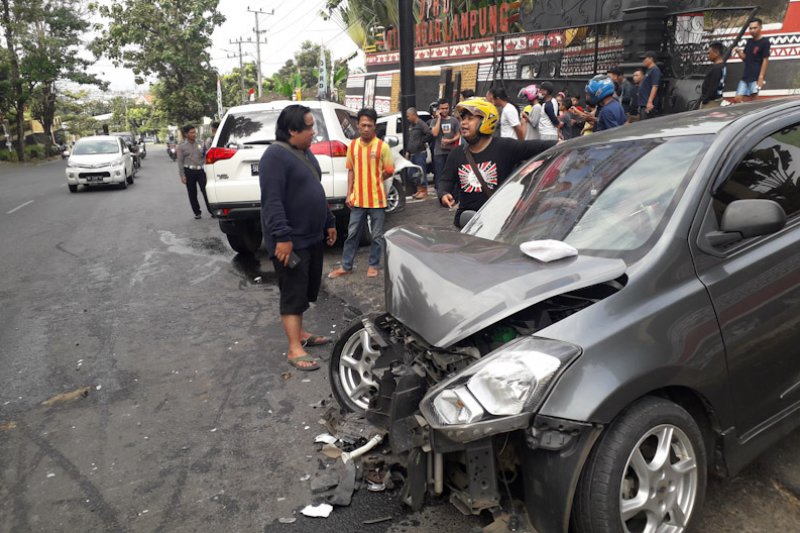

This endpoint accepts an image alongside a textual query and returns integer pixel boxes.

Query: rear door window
[714,124,800,221]
[336,109,358,140]
[217,108,328,147]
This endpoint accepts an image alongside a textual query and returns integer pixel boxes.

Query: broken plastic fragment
[341,434,383,463]
[314,433,337,445]
[300,503,333,518]
[300,474,311,482]
[321,444,342,459]
[278,517,296,523]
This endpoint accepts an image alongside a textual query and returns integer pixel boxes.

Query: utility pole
[399,0,416,150]
[229,38,247,104]
[247,6,273,99]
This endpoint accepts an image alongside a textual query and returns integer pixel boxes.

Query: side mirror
[457,210,477,229]
[707,199,786,246]
[385,135,400,148]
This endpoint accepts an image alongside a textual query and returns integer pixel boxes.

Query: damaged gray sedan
[329,100,800,532]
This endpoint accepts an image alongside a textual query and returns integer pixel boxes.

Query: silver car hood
[384,225,627,348]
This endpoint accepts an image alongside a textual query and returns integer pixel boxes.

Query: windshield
[72,140,120,155]
[217,108,328,147]
[463,135,712,260]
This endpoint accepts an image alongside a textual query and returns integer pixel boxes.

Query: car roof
[75,135,120,143]
[567,98,800,147]
[224,100,347,115]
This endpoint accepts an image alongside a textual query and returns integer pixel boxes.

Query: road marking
[7,200,33,214]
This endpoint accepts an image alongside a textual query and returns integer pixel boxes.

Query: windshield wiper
[242,140,274,145]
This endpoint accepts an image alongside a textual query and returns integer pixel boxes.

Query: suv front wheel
[572,396,706,533]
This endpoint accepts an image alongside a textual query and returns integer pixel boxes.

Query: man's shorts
[271,240,324,316]
[736,80,759,96]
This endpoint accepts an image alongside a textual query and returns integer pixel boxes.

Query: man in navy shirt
[733,18,770,103]
[584,75,627,132]
[638,51,662,120]
[260,105,337,371]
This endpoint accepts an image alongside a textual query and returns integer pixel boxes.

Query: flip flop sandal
[302,335,332,347]
[287,355,321,371]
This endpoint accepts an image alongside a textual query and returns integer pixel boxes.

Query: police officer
[177,124,212,219]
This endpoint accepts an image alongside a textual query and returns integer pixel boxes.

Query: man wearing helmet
[587,75,627,131]
[438,97,556,226]
[518,84,543,140]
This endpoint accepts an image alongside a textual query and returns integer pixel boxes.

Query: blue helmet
[585,75,615,105]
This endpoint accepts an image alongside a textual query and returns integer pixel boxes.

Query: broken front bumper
[365,364,602,532]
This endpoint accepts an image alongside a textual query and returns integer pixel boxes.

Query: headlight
[421,337,580,433]
[112,158,124,166]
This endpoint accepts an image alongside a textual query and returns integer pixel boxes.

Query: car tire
[68,184,78,193]
[572,396,706,533]
[384,180,406,214]
[226,230,262,255]
[330,316,383,413]
[119,177,128,189]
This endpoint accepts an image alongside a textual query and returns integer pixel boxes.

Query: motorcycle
[167,142,177,161]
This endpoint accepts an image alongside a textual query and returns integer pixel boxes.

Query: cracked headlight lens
[422,337,581,428]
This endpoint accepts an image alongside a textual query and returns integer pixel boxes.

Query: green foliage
[0,148,19,161]
[90,0,224,123]
[220,61,260,107]
[23,143,45,159]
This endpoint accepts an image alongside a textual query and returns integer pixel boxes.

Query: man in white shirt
[486,86,524,140]
[536,81,560,140]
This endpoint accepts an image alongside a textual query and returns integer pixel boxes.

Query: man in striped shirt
[328,108,395,279]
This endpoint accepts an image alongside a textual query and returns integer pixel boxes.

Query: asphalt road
[1,151,799,532]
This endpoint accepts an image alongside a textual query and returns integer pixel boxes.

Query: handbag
[463,147,494,198]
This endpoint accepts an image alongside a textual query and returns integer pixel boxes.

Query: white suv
[204,100,421,254]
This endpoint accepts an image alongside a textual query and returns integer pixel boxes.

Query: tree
[221,61,259,107]
[90,0,224,124]
[1,0,105,160]
[21,0,106,155]
[1,0,28,161]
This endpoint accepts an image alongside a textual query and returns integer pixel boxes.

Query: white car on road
[204,100,423,254]
[65,136,135,192]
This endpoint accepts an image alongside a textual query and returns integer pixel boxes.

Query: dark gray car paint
[383,225,627,348]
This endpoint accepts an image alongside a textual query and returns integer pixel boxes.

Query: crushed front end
[357,314,603,532]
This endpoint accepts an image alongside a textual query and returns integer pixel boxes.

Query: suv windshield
[463,135,713,260]
[217,108,328,147]
[72,140,120,155]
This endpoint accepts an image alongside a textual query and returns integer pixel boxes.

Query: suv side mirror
[385,135,400,148]
[707,199,786,246]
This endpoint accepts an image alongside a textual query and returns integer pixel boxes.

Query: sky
[86,0,364,93]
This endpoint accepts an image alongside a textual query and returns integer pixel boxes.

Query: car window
[463,135,712,261]
[336,109,358,140]
[72,140,120,155]
[217,108,328,147]
[376,122,387,140]
[714,124,800,221]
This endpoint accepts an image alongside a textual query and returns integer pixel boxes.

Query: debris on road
[41,386,90,407]
[321,444,342,459]
[278,517,296,523]
[363,516,392,525]
[342,434,383,463]
[0,421,17,431]
[281,372,292,381]
[300,474,311,482]
[314,433,337,445]
[300,503,333,518]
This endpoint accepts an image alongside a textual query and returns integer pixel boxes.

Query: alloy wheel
[620,424,699,533]
[337,328,380,411]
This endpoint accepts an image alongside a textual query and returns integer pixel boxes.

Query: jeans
[341,207,386,270]
[184,168,211,215]
[410,152,428,186]
[433,153,450,191]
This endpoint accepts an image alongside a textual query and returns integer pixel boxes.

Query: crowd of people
[252,18,772,369]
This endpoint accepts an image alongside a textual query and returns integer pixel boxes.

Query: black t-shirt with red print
[439,137,556,213]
